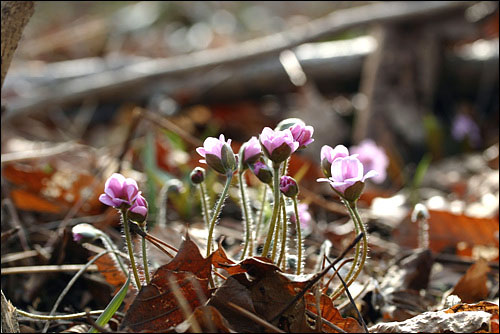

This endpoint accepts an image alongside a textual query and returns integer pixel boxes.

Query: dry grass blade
[227,302,285,333]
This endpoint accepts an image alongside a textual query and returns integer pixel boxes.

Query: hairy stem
[277,196,288,270]
[238,170,254,260]
[199,182,211,229]
[121,209,142,289]
[255,184,267,243]
[292,196,304,275]
[207,174,233,257]
[140,225,150,284]
[261,164,281,258]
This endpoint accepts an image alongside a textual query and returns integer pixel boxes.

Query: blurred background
[1,1,499,330]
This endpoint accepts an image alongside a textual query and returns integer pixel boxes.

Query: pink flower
[129,193,148,222]
[196,134,236,174]
[320,145,349,177]
[99,173,140,208]
[290,123,314,148]
[251,161,273,184]
[350,139,388,183]
[317,156,377,198]
[290,203,312,230]
[196,134,232,161]
[280,176,298,197]
[242,136,262,164]
[259,127,299,163]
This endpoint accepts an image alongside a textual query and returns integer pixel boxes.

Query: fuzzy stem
[255,184,267,242]
[238,170,254,260]
[329,199,360,300]
[121,209,142,289]
[206,173,233,257]
[271,205,281,262]
[347,201,368,284]
[278,196,288,270]
[292,196,304,275]
[261,164,281,258]
[140,225,150,284]
[199,182,211,229]
[330,199,366,300]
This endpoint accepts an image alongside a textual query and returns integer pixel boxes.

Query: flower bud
[190,167,206,184]
[259,127,299,164]
[128,194,148,224]
[411,203,430,223]
[280,176,299,198]
[72,223,100,243]
[196,134,236,175]
[251,161,273,184]
[239,136,262,169]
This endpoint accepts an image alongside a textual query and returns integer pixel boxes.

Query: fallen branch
[2,1,476,120]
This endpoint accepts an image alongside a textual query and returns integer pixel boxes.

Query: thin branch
[227,302,285,333]
[270,233,364,324]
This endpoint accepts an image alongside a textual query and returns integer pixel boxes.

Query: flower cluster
[99,173,148,222]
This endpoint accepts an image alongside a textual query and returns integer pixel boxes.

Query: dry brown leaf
[451,258,491,303]
[305,293,363,333]
[394,210,499,257]
[120,233,211,332]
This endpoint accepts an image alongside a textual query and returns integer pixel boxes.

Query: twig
[270,233,364,324]
[42,250,112,333]
[16,309,104,321]
[332,263,369,333]
[117,107,143,173]
[1,264,99,275]
[321,257,354,294]
[227,302,285,333]
[3,2,474,120]
[304,309,347,333]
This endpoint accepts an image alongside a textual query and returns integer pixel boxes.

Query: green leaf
[89,275,131,333]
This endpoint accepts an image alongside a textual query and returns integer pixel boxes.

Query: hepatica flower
[320,145,349,177]
[280,176,298,198]
[259,127,299,164]
[317,153,377,200]
[99,173,140,209]
[242,136,262,165]
[451,114,481,148]
[350,139,388,183]
[290,123,314,149]
[129,193,148,223]
[196,134,236,174]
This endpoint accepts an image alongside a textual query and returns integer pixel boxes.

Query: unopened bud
[190,167,205,184]
[251,161,273,184]
[280,176,299,198]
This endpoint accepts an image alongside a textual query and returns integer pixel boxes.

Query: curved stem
[140,225,150,284]
[277,196,288,270]
[261,164,281,258]
[238,171,254,260]
[121,210,142,289]
[330,199,361,300]
[292,196,304,275]
[99,233,127,275]
[206,174,233,257]
[347,201,368,285]
[199,182,211,229]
